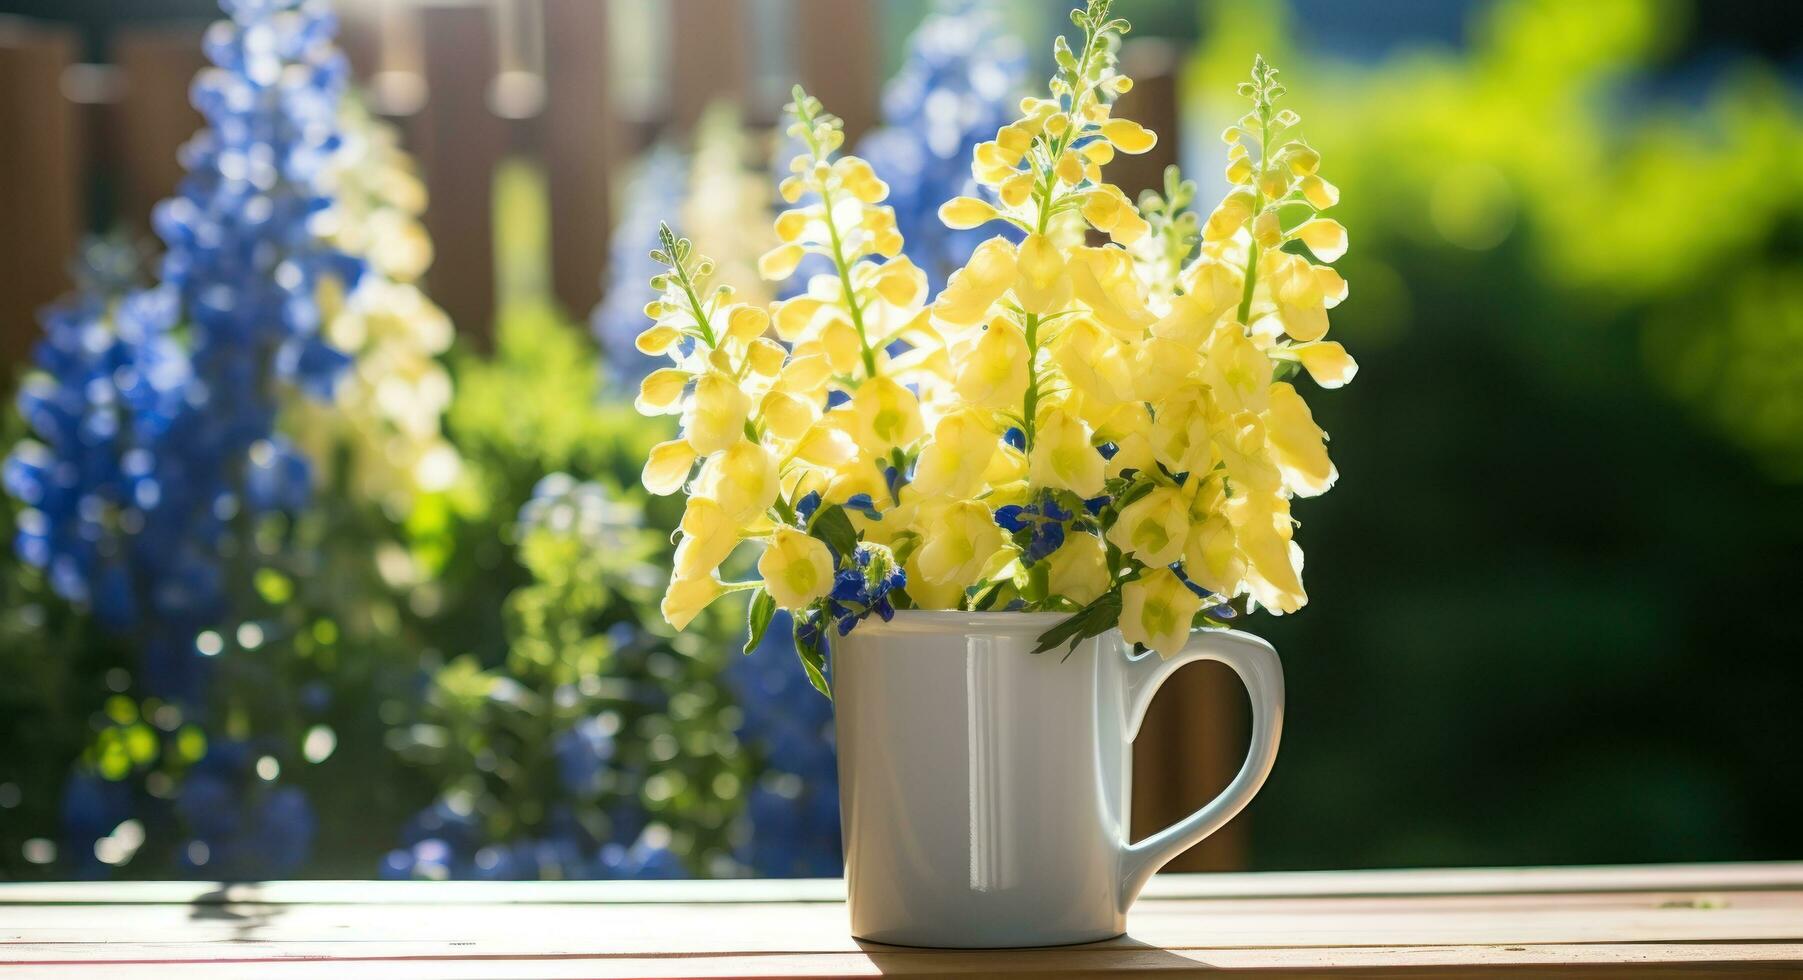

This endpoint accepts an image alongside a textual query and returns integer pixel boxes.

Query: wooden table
[4,863,1800,977]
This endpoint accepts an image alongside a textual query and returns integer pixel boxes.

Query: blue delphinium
[592,146,691,383]
[858,0,1028,292]
[725,612,843,877]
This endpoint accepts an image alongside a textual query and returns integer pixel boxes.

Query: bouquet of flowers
[635,0,1355,693]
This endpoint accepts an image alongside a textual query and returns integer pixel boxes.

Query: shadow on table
[188,883,285,941]
[856,933,1208,973]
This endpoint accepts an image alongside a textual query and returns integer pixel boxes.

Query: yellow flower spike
[699,440,781,524]
[1081,187,1122,229]
[635,324,683,356]
[726,304,771,343]
[972,142,1017,185]
[1258,169,1290,201]
[1045,532,1110,605]
[914,500,1007,587]
[849,376,924,453]
[1107,486,1190,568]
[1285,340,1358,388]
[1293,218,1348,263]
[774,208,811,242]
[1264,382,1336,497]
[1027,407,1105,498]
[1101,118,1157,155]
[955,317,1030,408]
[642,439,698,496]
[673,497,740,578]
[1013,233,1072,315]
[758,243,806,281]
[661,572,727,632]
[911,409,999,500]
[820,317,865,374]
[636,367,690,416]
[940,196,999,230]
[759,389,816,442]
[1132,335,1203,402]
[1299,173,1340,210]
[682,372,752,455]
[778,176,806,203]
[1081,140,1115,167]
[1119,567,1204,659]
[1225,156,1254,185]
[758,527,836,610]
[1045,112,1071,137]
[932,236,1018,328]
[1183,515,1246,598]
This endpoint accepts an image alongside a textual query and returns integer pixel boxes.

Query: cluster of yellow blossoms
[638,1,1354,673]
[295,103,460,517]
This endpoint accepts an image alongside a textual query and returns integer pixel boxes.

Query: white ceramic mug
[832,610,1284,948]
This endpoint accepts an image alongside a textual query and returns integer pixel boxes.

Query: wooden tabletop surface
[3,862,1801,977]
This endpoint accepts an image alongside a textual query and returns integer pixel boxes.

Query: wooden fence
[0,3,1240,872]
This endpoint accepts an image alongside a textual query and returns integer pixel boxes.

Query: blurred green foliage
[1185,0,1803,869]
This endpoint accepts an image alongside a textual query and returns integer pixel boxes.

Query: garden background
[0,0,1798,881]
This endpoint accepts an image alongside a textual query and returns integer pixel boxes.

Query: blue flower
[592,145,690,383]
[858,0,1028,292]
[995,491,1077,565]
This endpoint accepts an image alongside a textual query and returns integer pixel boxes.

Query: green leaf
[809,503,859,560]
[972,582,1006,612]
[1281,238,1324,263]
[744,589,776,656]
[793,619,832,699]
[1033,588,1122,656]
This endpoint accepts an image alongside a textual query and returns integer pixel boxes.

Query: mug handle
[1116,629,1285,910]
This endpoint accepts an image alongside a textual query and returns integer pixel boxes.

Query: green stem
[1022,312,1042,452]
[792,98,879,381]
[1234,103,1275,325]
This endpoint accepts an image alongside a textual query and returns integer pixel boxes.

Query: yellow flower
[1028,407,1105,498]
[642,439,697,496]
[954,318,1030,409]
[682,372,752,455]
[1119,567,1202,659]
[662,572,727,631]
[1283,340,1358,389]
[1106,486,1189,568]
[1263,382,1336,497]
[636,368,689,416]
[1013,233,1072,315]
[940,196,998,229]
[848,376,924,453]
[1046,531,1110,605]
[1101,118,1157,155]
[698,440,779,524]
[913,500,1006,586]
[1292,218,1348,263]
[758,243,806,281]
[903,550,967,610]
[1183,514,1245,598]
[910,409,996,500]
[932,237,1017,328]
[1228,495,1306,615]
[673,497,739,578]
[1148,390,1215,475]
[758,527,835,609]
